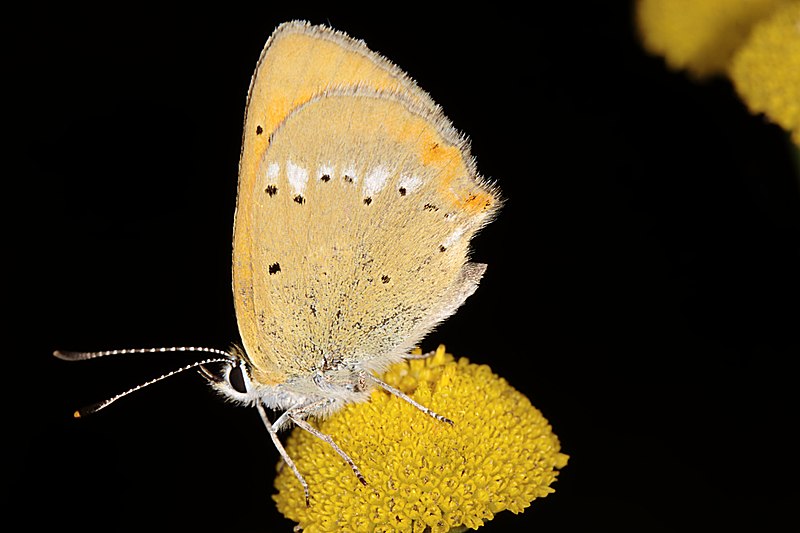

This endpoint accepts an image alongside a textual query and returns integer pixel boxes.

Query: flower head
[635,0,790,79]
[729,1,800,144]
[273,345,567,532]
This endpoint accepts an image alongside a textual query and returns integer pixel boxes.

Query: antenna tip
[54,350,78,360]
[73,410,82,419]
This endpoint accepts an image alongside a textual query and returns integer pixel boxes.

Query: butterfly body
[56,20,500,502]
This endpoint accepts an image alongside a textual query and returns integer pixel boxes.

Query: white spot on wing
[363,166,391,197]
[319,164,334,179]
[266,162,280,180]
[442,226,467,248]
[398,173,423,194]
[286,160,309,195]
[343,165,358,184]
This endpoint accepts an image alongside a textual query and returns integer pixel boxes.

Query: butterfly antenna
[53,346,235,418]
[70,356,234,418]
[54,346,232,361]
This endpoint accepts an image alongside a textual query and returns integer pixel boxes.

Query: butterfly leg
[278,400,368,487]
[271,397,336,432]
[365,373,454,425]
[255,402,310,506]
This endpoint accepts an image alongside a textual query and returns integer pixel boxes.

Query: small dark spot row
[262,186,305,205]
[264,178,428,205]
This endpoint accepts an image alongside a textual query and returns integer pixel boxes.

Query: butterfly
[55,20,500,504]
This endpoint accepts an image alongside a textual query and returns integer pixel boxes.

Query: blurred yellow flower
[636,0,790,79]
[730,1,800,144]
[273,345,568,532]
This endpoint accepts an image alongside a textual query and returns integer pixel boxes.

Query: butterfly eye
[227,363,248,394]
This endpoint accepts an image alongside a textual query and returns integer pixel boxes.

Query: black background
[11,3,799,532]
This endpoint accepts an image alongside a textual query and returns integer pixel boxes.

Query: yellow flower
[729,1,800,144]
[635,0,790,79]
[273,345,568,532]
